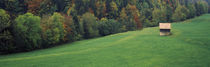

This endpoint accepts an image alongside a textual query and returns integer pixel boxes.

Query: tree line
[0,0,209,54]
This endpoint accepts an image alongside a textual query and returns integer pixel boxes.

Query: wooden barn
[159,23,171,36]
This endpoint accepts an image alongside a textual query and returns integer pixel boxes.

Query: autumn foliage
[25,0,43,15]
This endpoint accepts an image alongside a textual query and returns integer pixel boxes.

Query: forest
[0,0,209,54]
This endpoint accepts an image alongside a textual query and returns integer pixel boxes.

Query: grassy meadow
[0,14,210,67]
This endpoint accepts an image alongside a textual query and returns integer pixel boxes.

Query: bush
[81,12,99,38]
[143,19,156,27]
[14,13,42,51]
[41,13,65,47]
[98,18,122,36]
[63,15,80,42]
[0,30,15,54]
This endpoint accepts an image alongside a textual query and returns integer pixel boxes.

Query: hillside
[1,0,210,54]
[0,14,210,67]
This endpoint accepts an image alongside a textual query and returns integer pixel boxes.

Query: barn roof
[159,23,171,29]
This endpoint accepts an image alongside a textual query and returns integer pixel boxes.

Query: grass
[0,14,210,67]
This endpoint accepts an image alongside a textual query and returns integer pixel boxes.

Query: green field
[0,14,210,67]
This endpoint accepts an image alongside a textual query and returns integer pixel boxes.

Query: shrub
[98,19,122,36]
[143,19,156,27]
[41,13,65,46]
[81,12,99,38]
[14,13,42,51]
[0,30,15,54]
[63,15,80,42]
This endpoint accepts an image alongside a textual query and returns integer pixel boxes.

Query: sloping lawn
[0,14,210,67]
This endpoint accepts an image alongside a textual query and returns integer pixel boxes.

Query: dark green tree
[0,9,15,54]
[0,9,10,31]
